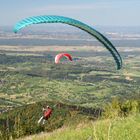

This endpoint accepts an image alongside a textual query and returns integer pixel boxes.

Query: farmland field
[0,44,140,110]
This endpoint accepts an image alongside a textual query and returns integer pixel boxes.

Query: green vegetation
[0,51,140,109]
[0,47,140,140]
[0,101,95,139]
[20,114,140,140]
[0,99,140,140]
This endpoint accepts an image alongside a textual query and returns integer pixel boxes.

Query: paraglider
[38,105,52,125]
[55,53,72,64]
[14,15,122,70]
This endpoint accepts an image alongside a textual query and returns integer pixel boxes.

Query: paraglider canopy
[14,15,122,70]
[55,53,72,64]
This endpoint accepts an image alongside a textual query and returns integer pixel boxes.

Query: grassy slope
[19,114,140,140]
[0,100,100,139]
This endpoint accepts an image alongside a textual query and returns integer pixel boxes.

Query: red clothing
[43,108,52,120]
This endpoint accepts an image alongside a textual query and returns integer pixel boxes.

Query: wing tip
[13,26,18,33]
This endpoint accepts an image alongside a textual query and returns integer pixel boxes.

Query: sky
[0,0,140,26]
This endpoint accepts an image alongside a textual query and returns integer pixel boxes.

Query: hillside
[0,98,140,140]
[18,114,140,140]
[0,100,100,140]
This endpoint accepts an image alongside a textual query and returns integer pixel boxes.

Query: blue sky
[0,0,140,26]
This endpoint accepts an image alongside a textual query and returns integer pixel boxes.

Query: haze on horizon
[0,0,140,27]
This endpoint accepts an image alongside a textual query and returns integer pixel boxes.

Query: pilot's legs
[38,116,43,124]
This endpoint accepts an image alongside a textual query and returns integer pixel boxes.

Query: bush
[103,98,140,118]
